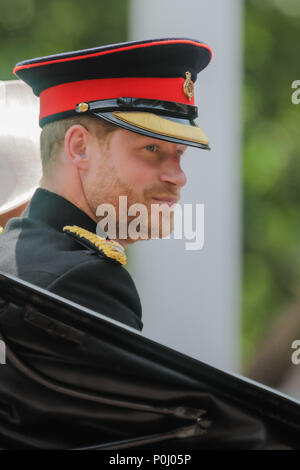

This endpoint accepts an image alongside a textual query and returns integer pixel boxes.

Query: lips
[152,197,179,207]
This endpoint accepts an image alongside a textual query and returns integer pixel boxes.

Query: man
[0,38,212,331]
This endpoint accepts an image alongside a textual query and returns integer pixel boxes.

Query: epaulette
[0,226,3,234]
[63,225,127,266]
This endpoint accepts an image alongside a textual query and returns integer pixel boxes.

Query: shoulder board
[63,225,127,266]
[0,226,3,234]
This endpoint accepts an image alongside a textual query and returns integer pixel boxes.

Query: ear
[64,124,91,170]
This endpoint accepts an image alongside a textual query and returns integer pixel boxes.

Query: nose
[159,156,187,189]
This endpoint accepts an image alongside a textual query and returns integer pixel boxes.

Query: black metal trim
[76,98,198,120]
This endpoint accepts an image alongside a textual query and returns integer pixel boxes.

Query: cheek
[111,140,157,189]
[127,164,156,190]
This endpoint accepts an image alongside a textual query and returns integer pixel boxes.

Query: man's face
[84,126,187,244]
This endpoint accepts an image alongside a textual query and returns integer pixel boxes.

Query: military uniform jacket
[0,188,143,331]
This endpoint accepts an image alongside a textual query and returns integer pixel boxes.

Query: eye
[145,144,158,153]
[176,147,185,157]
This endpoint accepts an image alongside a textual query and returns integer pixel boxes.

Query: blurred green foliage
[243,0,300,370]
[0,0,128,79]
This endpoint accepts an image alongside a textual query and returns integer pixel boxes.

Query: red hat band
[39,77,195,122]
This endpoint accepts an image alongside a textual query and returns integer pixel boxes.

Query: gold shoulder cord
[63,225,127,266]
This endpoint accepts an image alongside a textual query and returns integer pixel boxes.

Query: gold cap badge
[183,71,194,101]
[78,102,89,113]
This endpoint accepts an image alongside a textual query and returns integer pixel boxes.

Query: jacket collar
[24,188,98,234]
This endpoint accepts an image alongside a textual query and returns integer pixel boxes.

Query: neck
[40,179,97,222]
[40,181,132,248]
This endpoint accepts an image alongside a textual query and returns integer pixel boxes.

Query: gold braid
[63,225,127,266]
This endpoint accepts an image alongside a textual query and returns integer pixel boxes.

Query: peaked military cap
[14,38,213,149]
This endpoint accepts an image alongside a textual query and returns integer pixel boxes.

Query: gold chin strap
[0,226,3,234]
[63,225,127,266]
